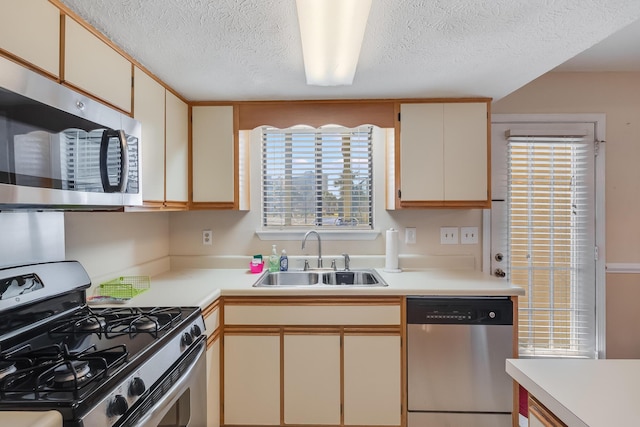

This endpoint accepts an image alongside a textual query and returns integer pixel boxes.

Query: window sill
[255,229,381,241]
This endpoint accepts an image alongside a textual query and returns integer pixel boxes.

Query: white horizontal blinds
[507,134,596,358]
[262,126,373,229]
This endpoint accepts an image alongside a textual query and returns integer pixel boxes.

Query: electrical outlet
[440,227,458,244]
[202,230,212,245]
[461,227,479,244]
[405,227,417,244]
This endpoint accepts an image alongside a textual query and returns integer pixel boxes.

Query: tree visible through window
[261,126,373,229]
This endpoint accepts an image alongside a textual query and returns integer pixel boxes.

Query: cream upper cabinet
[63,16,132,113]
[133,67,165,204]
[192,106,235,206]
[223,334,280,425]
[283,334,341,425]
[165,91,189,205]
[0,0,60,77]
[399,101,489,208]
[343,334,402,426]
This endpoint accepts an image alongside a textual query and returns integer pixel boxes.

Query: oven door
[116,336,207,427]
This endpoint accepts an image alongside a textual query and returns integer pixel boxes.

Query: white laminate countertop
[506,358,640,427]
[89,267,524,310]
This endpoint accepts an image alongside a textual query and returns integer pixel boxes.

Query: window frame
[260,125,374,231]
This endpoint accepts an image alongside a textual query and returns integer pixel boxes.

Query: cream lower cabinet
[222,298,402,427]
[283,333,341,425]
[344,334,402,426]
[204,301,221,427]
[206,338,220,427]
[223,334,281,425]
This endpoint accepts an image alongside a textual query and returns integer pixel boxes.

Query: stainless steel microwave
[0,55,142,209]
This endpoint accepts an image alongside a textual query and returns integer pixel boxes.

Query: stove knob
[129,377,146,397]
[181,331,193,347]
[191,324,202,336]
[108,394,128,417]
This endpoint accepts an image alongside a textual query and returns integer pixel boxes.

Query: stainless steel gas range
[0,261,207,427]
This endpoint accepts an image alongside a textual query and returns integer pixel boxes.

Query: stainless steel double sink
[253,269,388,287]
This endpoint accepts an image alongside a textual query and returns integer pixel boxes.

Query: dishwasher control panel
[406,297,513,325]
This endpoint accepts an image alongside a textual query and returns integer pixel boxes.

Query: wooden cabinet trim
[528,396,567,427]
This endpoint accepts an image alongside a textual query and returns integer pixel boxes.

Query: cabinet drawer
[224,301,401,326]
[203,301,220,337]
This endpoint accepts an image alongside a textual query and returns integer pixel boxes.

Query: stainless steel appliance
[407,296,514,427]
[0,55,142,208]
[0,261,206,427]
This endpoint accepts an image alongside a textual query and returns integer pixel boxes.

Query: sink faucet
[342,253,350,271]
[301,230,322,269]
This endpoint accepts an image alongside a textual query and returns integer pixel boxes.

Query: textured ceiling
[58,0,640,102]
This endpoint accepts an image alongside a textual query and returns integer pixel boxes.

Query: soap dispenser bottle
[269,245,280,272]
[279,249,288,271]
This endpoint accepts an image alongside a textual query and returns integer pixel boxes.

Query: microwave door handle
[99,129,129,192]
[117,129,129,192]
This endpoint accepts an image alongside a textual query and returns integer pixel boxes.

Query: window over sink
[261,125,374,230]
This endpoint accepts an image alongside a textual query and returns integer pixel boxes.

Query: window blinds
[507,134,596,358]
[261,126,373,229]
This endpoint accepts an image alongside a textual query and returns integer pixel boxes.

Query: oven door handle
[131,339,206,427]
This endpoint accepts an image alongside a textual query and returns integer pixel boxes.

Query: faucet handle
[331,259,337,271]
[341,253,350,271]
[303,259,310,271]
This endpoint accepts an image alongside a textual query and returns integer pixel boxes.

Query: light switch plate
[460,227,479,244]
[405,227,417,244]
[440,227,458,244]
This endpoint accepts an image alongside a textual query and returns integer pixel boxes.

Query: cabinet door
[344,334,401,426]
[283,334,341,425]
[398,102,489,206]
[133,67,165,204]
[223,334,280,425]
[206,339,220,427]
[63,16,132,112]
[192,106,235,205]
[400,103,444,201]
[0,0,60,77]
[443,102,487,201]
[165,91,189,204]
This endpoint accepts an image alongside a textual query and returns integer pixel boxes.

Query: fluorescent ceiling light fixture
[295,0,372,86]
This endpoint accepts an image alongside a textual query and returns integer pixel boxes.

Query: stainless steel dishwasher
[407,296,514,427]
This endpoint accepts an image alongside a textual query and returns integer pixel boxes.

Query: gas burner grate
[0,343,128,399]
